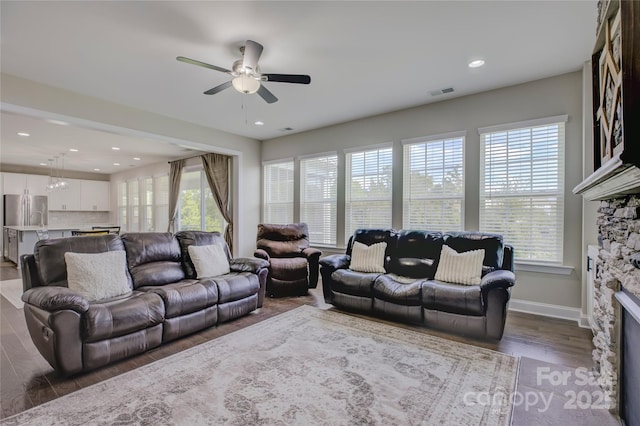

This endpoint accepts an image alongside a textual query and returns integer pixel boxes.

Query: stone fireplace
[591,195,640,415]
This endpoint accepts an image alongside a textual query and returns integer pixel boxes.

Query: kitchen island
[3,225,114,267]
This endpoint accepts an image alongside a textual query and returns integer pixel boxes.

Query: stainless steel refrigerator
[3,194,48,263]
[3,194,48,227]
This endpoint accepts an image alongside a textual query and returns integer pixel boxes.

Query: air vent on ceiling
[278,127,294,132]
[429,87,455,97]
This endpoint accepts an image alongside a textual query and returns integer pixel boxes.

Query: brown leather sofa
[254,223,321,296]
[20,231,268,376]
[320,229,516,340]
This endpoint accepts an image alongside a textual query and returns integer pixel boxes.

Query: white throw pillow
[349,241,387,273]
[65,251,132,301]
[188,244,230,278]
[434,245,485,285]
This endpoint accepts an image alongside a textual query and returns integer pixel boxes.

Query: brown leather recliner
[254,223,321,297]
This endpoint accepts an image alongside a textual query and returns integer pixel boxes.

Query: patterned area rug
[0,279,24,309]
[1,306,519,425]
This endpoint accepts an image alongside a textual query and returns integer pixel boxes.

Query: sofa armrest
[253,249,270,262]
[480,269,516,292]
[22,287,90,314]
[319,254,351,271]
[302,247,322,259]
[20,254,41,292]
[229,257,270,274]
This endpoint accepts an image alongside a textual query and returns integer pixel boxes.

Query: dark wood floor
[0,263,596,420]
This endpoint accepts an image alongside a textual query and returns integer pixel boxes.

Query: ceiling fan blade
[203,81,232,95]
[242,40,263,72]
[257,85,278,104]
[263,74,311,84]
[176,56,231,74]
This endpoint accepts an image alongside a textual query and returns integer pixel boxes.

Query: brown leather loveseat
[320,229,515,340]
[20,231,268,376]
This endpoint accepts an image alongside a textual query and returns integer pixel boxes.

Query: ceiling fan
[177,40,311,104]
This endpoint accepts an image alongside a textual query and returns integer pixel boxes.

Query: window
[300,154,337,245]
[263,160,294,224]
[117,182,127,229]
[178,169,224,233]
[403,133,464,231]
[154,175,169,232]
[345,146,393,240]
[141,177,153,231]
[479,116,566,263]
[127,180,140,232]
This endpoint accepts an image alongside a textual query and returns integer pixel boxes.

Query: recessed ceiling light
[17,132,30,137]
[468,59,485,68]
[39,163,47,166]
[94,168,101,171]
[113,163,120,166]
[254,121,264,126]
[69,148,79,152]
[46,119,69,126]
[133,157,141,161]
[112,147,120,150]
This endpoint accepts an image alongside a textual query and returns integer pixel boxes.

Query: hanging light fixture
[46,153,69,192]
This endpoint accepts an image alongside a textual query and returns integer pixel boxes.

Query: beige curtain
[201,153,233,254]
[168,159,185,232]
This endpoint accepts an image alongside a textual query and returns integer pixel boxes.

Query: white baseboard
[509,299,591,328]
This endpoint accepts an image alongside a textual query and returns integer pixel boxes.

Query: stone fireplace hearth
[591,195,640,412]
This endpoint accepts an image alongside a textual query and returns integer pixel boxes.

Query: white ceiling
[1,1,596,171]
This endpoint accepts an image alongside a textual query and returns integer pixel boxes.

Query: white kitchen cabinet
[48,178,82,210]
[26,174,50,196]
[2,173,51,196]
[80,180,110,211]
[2,173,28,195]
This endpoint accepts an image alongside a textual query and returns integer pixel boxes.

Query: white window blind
[345,146,393,241]
[300,154,337,245]
[154,175,169,232]
[479,119,566,263]
[403,134,464,231]
[263,160,294,224]
[117,182,127,230]
[127,180,140,232]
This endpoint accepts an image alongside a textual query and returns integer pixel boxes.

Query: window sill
[514,262,574,275]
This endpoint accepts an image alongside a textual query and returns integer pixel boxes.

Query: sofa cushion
[256,223,310,258]
[434,245,484,285]
[213,272,260,304]
[270,257,309,280]
[83,291,165,342]
[349,241,387,273]
[421,280,484,316]
[34,234,128,287]
[444,232,503,269]
[188,244,230,278]
[373,275,422,306]
[388,230,444,278]
[121,233,185,288]
[175,231,231,279]
[139,278,219,319]
[65,251,132,302]
[329,269,379,297]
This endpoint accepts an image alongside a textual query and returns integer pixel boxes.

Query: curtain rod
[168,154,203,164]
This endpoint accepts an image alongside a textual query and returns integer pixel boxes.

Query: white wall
[1,74,262,257]
[262,71,585,310]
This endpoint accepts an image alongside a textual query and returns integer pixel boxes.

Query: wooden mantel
[573,153,640,201]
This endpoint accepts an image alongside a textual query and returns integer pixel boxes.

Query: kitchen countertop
[3,225,115,232]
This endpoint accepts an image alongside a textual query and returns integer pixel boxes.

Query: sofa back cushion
[34,234,131,288]
[387,230,444,278]
[444,231,504,269]
[121,232,185,288]
[175,231,231,279]
[346,229,396,271]
[256,223,310,258]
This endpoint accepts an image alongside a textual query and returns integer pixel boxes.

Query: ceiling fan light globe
[232,75,260,94]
